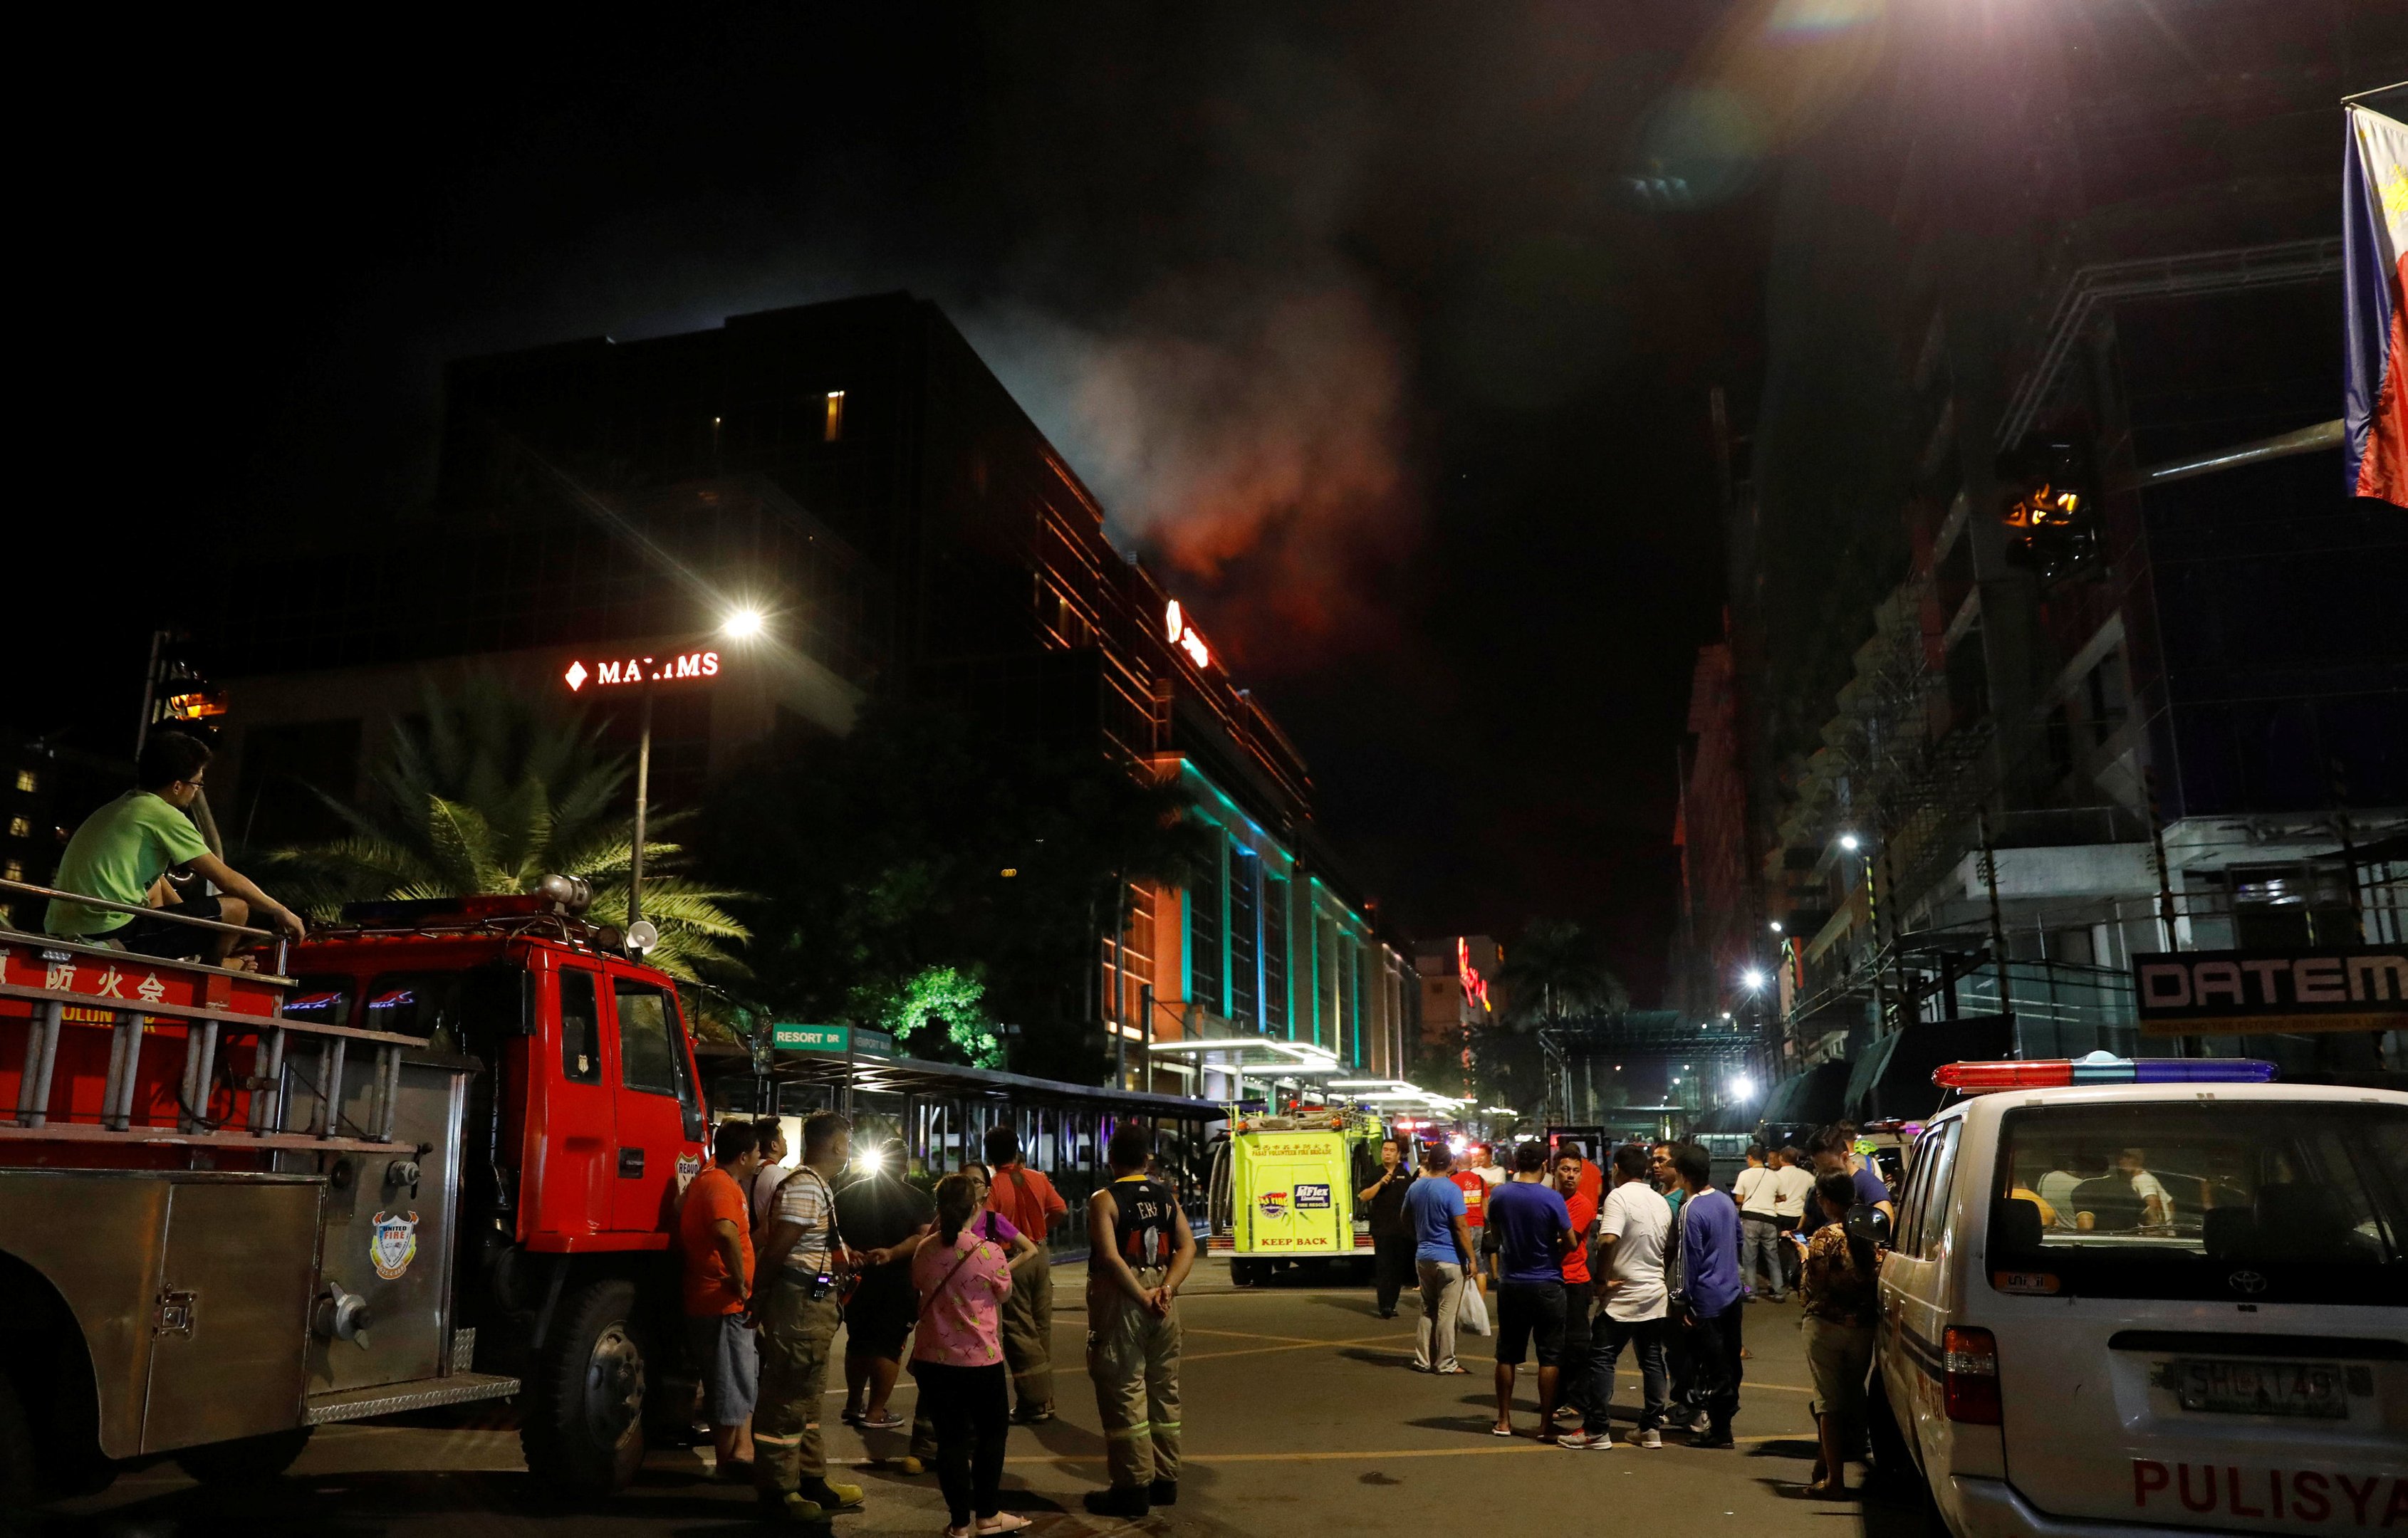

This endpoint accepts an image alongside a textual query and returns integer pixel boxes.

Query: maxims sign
[563,649,721,692]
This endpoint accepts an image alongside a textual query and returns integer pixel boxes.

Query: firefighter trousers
[754,1275,843,1497]
[1001,1250,1056,1417]
[1088,1268,1181,1490]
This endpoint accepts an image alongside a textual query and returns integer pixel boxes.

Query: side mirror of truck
[1846,1202,1892,1250]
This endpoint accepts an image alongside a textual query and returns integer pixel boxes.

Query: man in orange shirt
[1550,1146,1602,1430]
[984,1126,1069,1423]
[682,1121,764,1478]
[1447,1149,1493,1294]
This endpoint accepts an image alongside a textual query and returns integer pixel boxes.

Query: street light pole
[629,676,653,931]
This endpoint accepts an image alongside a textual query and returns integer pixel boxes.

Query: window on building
[823,389,846,442]
[1188,852,1225,1019]
[1263,875,1290,1035]
[1228,847,1259,1030]
[2,859,21,884]
[12,770,34,794]
[6,816,28,839]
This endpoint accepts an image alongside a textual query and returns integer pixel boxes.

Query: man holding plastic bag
[1402,1144,1479,1368]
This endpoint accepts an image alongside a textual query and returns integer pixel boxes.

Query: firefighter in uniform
[1083,1123,1197,1519]
[750,1111,867,1523]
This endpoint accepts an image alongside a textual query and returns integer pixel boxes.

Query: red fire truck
[0,875,714,1508]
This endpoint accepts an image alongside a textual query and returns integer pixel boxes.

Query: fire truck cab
[0,879,711,1508]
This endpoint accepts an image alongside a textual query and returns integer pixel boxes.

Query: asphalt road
[37,1263,1937,1537]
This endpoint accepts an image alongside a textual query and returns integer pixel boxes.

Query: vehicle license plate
[2171,1359,2346,1419]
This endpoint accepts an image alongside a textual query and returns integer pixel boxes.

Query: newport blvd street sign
[2132,946,2408,1035]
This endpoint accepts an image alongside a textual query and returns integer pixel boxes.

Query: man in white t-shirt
[1731,1144,1787,1302]
[1768,1146,1817,1292]
[749,1118,792,1232]
[2119,1149,2175,1230]
[1561,1143,1674,1450]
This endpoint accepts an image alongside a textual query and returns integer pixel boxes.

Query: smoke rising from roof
[986,274,1414,671]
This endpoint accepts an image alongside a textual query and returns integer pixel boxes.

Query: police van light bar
[1932,1055,2277,1093]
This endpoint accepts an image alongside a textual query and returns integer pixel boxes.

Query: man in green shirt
[44,733,306,964]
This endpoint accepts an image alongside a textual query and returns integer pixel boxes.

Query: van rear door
[1984,1097,2408,1534]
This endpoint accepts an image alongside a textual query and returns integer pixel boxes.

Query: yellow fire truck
[1205,1109,1390,1285]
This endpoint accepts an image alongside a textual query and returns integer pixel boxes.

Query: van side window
[1913,1122,1961,1259]
[559,968,604,1084]
[1894,1131,1937,1255]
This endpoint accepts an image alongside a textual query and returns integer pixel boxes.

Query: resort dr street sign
[771,1022,895,1057]
[563,648,723,691]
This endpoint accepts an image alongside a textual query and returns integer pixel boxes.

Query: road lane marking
[999,1433,1815,1465]
[1182,1327,1343,1346]
[1184,1332,1411,1361]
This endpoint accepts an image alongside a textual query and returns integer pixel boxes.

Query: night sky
[28,6,1777,1000]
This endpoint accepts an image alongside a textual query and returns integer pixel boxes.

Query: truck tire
[174,1427,315,1485]
[1230,1258,1263,1287]
[521,1277,649,1493]
[0,1371,35,1513]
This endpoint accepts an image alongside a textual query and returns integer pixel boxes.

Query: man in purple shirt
[1671,1144,1744,1448]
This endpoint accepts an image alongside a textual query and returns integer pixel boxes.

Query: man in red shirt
[1550,1147,1601,1429]
[1447,1150,1492,1294]
[984,1127,1069,1423]
[681,1121,764,1478]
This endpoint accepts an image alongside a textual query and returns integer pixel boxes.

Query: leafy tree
[254,672,749,994]
[1495,919,1629,1023]
[861,965,1002,1069]
[704,696,1217,1082]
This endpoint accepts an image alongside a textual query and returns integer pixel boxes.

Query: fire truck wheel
[522,1277,649,1493]
[0,1371,35,1512]
[173,1427,316,1485]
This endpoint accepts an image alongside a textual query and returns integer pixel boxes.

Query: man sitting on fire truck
[43,732,306,963]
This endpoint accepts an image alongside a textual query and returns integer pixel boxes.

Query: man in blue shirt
[1671,1144,1744,1448]
[1401,1145,1475,1374]
[1807,1124,1895,1233]
[1485,1141,1575,1441]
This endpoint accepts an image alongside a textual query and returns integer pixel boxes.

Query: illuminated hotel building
[211,293,1413,1094]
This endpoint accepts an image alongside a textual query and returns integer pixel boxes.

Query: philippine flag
[2343,103,2408,509]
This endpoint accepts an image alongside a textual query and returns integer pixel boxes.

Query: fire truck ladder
[4,879,419,1154]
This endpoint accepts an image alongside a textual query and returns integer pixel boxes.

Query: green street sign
[771,1022,894,1057]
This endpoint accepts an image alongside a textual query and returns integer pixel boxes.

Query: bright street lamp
[1838,833,1861,852]
[723,607,766,640]
[1741,968,1768,990]
[1768,919,1783,933]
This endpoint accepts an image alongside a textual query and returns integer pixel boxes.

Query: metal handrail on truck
[1,877,422,1154]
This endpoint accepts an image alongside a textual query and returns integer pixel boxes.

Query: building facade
[207,293,1413,1093]
[1696,0,2408,1098]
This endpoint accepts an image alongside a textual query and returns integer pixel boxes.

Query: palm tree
[256,672,749,987]
[1494,919,1629,1024]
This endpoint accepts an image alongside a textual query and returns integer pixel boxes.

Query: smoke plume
[999,275,1412,671]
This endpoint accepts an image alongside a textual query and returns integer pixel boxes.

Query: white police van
[1869,1055,2406,1537]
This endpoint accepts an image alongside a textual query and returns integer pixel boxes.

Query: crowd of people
[674,1111,1899,1527]
[676,1112,1193,1532]
[1379,1124,1895,1497]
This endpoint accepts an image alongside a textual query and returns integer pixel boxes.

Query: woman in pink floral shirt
[910,1173,1025,1536]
